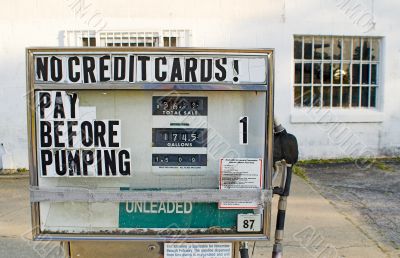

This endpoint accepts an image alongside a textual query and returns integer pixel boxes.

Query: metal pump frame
[26,48,275,247]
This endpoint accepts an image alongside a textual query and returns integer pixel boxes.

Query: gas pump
[26,48,275,258]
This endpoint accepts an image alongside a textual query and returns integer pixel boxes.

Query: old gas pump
[26,48,275,258]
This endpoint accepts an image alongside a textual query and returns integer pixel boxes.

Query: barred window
[64,30,191,48]
[294,36,380,108]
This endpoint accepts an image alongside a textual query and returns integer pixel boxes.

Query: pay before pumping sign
[36,90,132,177]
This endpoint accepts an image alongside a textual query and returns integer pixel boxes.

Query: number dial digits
[152,128,207,147]
[152,96,208,169]
[152,96,208,116]
[152,154,207,166]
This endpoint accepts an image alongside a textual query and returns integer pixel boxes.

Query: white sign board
[164,243,232,258]
[219,158,263,209]
[34,55,266,84]
[237,213,262,232]
[36,90,131,177]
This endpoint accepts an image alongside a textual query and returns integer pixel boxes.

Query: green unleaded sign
[119,202,254,228]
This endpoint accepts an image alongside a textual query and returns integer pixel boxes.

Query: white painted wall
[0,0,399,168]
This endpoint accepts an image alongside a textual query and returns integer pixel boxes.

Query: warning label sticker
[219,158,263,209]
[164,243,232,258]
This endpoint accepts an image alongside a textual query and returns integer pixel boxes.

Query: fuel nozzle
[274,118,285,134]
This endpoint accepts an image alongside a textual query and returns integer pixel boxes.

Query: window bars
[64,29,191,48]
[293,36,380,109]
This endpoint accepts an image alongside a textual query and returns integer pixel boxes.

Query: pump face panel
[27,48,273,241]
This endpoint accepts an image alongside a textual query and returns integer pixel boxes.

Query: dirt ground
[302,160,400,254]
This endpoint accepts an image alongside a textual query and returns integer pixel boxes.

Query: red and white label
[219,158,263,209]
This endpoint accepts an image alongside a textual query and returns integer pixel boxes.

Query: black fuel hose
[239,247,249,258]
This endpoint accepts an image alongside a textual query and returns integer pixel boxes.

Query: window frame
[292,35,382,110]
[64,30,191,48]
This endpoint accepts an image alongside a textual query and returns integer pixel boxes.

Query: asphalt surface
[0,166,398,257]
[0,176,63,258]
[303,160,400,254]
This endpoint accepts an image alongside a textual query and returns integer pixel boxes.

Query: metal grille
[64,30,191,47]
[65,30,97,47]
[293,36,380,108]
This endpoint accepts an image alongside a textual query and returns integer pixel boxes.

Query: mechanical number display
[152,96,208,169]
